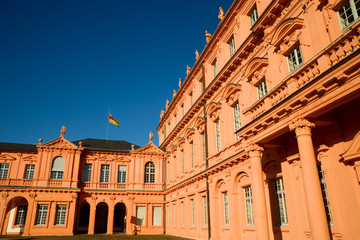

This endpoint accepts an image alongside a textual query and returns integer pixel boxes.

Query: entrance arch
[94,202,108,234]
[113,202,126,233]
[76,202,90,233]
[3,197,29,235]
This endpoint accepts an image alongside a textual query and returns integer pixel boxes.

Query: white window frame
[257,79,268,99]
[82,163,92,182]
[213,59,218,78]
[136,206,146,226]
[223,192,230,225]
[15,205,27,225]
[229,36,235,57]
[0,163,9,179]
[249,5,259,27]
[50,157,65,180]
[337,0,360,30]
[233,102,241,139]
[145,162,155,183]
[203,196,208,226]
[274,177,288,225]
[244,186,254,225]
[287,45,303,72]
[118,165,127,183]
[35,204,48,225]
[24,164,35,180]
[190,142,194,168]
[215,119,221,152]
[181,150,184,174]
[202,132,206,162]
[152,206,162,226]
[100,164,110,183]
[55,204,67,225]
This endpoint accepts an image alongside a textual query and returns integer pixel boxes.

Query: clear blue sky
[0,0,233,147]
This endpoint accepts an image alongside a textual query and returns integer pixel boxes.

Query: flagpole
[106,108,110,140]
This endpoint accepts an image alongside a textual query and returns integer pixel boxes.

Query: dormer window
[249,5,259,27]
[287,45,303,72]
[337,0,360,30]
[257,79,267,99]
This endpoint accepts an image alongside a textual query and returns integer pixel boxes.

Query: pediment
[135,143,164,155]
[98,155,115,161]
[0,154,17,161]
[271,18,304,48]
[223,83,242,105]
[41,137,78,149]
[22,155,37,162]
[244,57,269,82]
[114,156,131,162]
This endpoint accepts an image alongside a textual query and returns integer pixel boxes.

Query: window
[249,5,259,27]
[153,206,162,226]
[203,196,208,226]
[213,59,218,78]
[215,119,221,152]
[229,36,235,57]
[233,102,241,138]
[35,204,48,225]
[274,177,288,225]
[136,206,146,226]
[0,163,9,178]
[244,186,254,225]
[257,79,268,99]
[202,132,206,162]
[24,164,35,180]
[337,0,360,30]
[174,156,177,178]
[118,165,127,183]
[145,162,155,183]
[287,45,303,72]
[15,206,27,225]
[100,164,110,183]
[82,164,92,182]
[201,77,205,93]
[318,164,333,225]
[190,142,194,168]
[181,201,184,226]
[223,192,230,225]
[181,150,184,174]
[55,205,67,225]
[191,199,195,226]
[50,156,65,180]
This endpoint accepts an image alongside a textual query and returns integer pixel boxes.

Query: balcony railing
[0,179,34,186]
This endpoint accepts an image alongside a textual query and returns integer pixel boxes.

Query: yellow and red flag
[109,113,120,128]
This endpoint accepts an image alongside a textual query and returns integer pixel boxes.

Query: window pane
[82,164,92,182]
[136,206,146,226]
[15,206,28,225]
[55,205,67,225]
[36,204,48,225]
[0,163,9,179]
[244,186,254,225]
[24,165,35,180]
[274,178,288,225]
[153,206,161,226]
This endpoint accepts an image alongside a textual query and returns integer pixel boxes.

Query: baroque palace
[1,0,360,239]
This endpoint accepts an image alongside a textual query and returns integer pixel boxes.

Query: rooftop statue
[173,89,177,98]
[160,109,165,119]
[186,65,191,76]
[179,78,182,88]
[60,125,66,138]
[195,50,199,61]
[166,99,169,109]
[218,7,224,20]
[205,30,212,43]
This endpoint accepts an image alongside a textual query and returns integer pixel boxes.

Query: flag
[109,113,120,128]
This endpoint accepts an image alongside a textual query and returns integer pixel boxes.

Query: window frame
[337,0,360,30]
[35,204,48,226]
[15,205,28,226]
[0,163,10,179]
[55,204,67,225]
[215,119,221,152]
[82,163,92,182]
[274,177,288,225]
[257,79,268,99]
[287,44,303,72]
[144,162,155,183]
[117,165,127,183]
[228,36,236,58]
[100,164,110,183]
[223,191,230,226]
[233,102,241,139]
[24,164,35,180]
[249,4,259,27]
[244,186,254,225]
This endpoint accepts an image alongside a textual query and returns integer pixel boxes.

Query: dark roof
[0,142,37,152]
[72,138,140,151]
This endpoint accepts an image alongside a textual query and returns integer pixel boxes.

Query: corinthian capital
[289,118,315,136]
[246,143,264,158]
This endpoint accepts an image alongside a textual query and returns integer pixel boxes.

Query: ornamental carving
[289,118,315,136]
[246,143,264,158]
[223,83,242,106]
[207,102,222,122]
[195,117,205,133]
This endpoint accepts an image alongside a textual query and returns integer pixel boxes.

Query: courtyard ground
[0,234,191,240]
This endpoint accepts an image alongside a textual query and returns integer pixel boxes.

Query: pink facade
[1,0,360,239]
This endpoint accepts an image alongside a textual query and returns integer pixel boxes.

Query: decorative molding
[289,118,315,136]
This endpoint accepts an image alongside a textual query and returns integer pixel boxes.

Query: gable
[41,137,78,149]
[0,154,17,162]
[135,143,164,155]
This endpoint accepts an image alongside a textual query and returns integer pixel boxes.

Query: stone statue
[149,131,153,143]
[39,138,43,145]
[131,144,135,150]
[205,30,212,43]
[60,125,66,138]
[166,99,169,109]
[218,7,225,20]
[79,141,83,147]
[195,50,199,61]
[160,109,165,119]
[179,78,182,88]
[173,89,177,98]
[186,65,191,75]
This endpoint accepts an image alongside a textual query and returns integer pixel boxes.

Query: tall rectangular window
[191,199,195,226]
[202,132,206,162]
[229,36,235,57]
[244,186,254,225]
[136,206,146,226]
[249,5,259,27]
[118,165,127,183]
[233,102,241,139]
[213,59,218,78]
[181,150,184,174]
[153,206,162,226]
[318,164,333,225]
[287,45,303,72]
[82,164,92,182]
[337,0,360,30]
[201,77,205,93]
[274,177,288,225]
[190,142,194,168]
[0,163,9,179]
[181,201,184,226]
[215,119,221,152]
[174,156,177,178]
[257,79,268,99]
[100,164,110,183]
[203,196,208,226]
[24,165,35,180]
[35,204,48,225]
[55,205,67,225]
[223,192,230,225]
[163,123,166,141]
[15,206,27,225]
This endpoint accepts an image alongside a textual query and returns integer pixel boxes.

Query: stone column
[107,198,115,234]
[289,118,330,240]
[88,198,97,235]
[247,144,270,240]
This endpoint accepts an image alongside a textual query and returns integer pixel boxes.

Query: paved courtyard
[0,234,191,240]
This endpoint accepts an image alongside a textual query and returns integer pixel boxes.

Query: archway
[94,202,108,234]
[3,197,28,235]
[76,202,90,233]
[113,202,126,233]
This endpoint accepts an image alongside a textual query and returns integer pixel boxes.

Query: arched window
[144,162,155,183]
[51,157,65,179]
